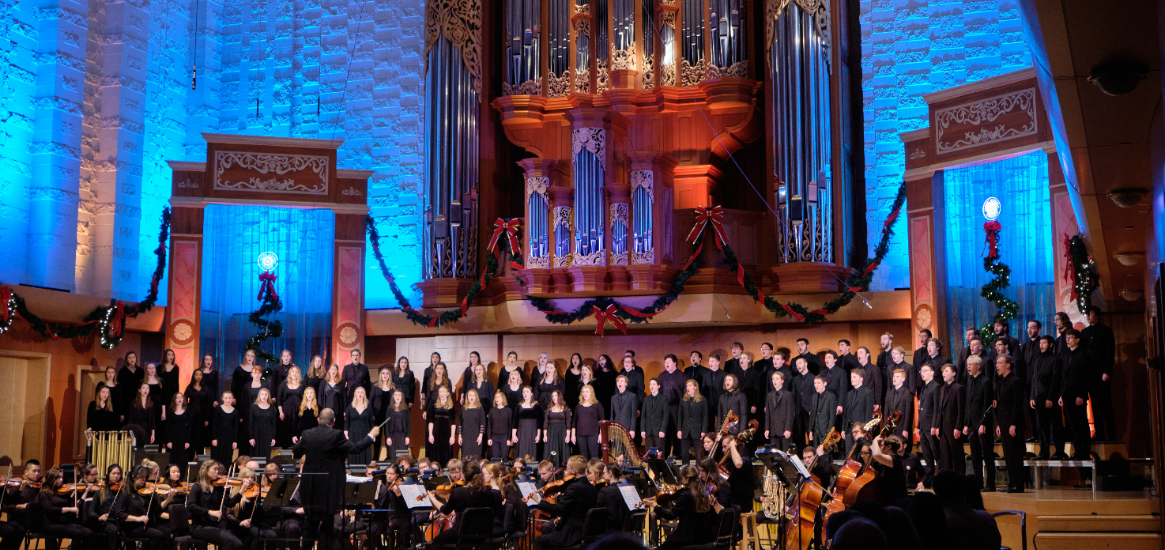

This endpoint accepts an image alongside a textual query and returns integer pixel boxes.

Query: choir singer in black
[995,354,1026,493]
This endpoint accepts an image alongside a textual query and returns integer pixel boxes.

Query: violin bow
[0,465,10,511]
[219,464,236,514]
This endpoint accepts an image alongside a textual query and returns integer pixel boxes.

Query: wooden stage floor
[982,487,1161,550]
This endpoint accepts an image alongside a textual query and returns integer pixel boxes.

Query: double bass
[832,414,889,498]
[841,410,902,505]
[784,429,841,550]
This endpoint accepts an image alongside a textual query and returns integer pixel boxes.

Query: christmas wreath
[1064,234,1098,315]
[0,207,171,349]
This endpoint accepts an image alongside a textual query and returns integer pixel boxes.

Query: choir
[0,308,1118,549]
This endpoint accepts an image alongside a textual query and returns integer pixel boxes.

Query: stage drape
[200,205,335,375]
[943,150,1055,355]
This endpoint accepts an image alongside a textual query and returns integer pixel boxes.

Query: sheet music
[398,484,431,509]
[618,485,641,510]
[789,456,811,480]
[517,481,540,504]
[346,475,373,483]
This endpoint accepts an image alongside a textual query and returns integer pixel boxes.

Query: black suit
[885,384,914,443]
[791,371,816,448]
[764,389,794,451]
[964,372,994,489]
[916,380,942,484]
[1060,347,1093,459]
[938,381,965,472]
[534,477,598,550]
[292,424,375,546]
[795,352,823,376]
[1082,322,1116,440]
[842,385,873,456]
[1020,335,1042,438]
[809,391,837,446]
[995,371,1026,491]
[341,362,371,402]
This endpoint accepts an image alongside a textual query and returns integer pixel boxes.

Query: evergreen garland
[1066,234,1098,315]
[244,272,284,363]
[366,215,524,328]
[0,207,171,348]
[977,221,1019,343]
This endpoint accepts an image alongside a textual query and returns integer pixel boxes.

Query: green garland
[366,215,524,328]
[977,221,1018,343]
[1066,234,1098,315]
[0,207,171,349]
[369,179,908,329]
[244,273,284,363]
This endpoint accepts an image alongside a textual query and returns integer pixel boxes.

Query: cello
[784,429,841,550]
[841,410,901,505]
[832,414,887,498]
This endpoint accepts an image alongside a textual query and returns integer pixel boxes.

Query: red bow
[109,301,126,338]
[258,271,279,302]
[488,218,521,258]
[592,305,628,336]
[983,221,1002,259]
[683,206,727,271]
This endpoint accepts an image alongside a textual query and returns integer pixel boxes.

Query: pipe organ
[423,0,856,300]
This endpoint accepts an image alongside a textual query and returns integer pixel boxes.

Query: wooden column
[165,200,204,391]
[902,129,949,346]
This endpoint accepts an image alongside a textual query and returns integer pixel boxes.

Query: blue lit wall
[0,0,425,309]
[860,0,1034,290]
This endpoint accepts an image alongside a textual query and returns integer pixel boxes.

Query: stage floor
[983,487,1161,550]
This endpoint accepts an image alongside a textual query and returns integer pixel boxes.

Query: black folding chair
[565,508,608,550]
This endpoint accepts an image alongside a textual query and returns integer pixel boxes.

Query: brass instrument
[762,468,787,519]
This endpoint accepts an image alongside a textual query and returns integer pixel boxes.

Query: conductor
[292,407,379,548]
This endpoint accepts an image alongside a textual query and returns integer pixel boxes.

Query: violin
[243,484,269,500]
[3,479,42,490]
[212,477,248,488]
[416,480,464,501]
[137,482,189,496]
[56,482,105,495]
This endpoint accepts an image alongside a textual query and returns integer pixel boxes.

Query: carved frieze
[214,151,329,195]
[504,78,543,96]
[766,0,831,67]
[526,176,550,198]
[425,0,483,94]
[934,88,1038,155]
[630,170,654,202]
[571,128,606,170]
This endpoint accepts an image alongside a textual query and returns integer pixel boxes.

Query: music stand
[341,480,379,549]
[134,451,171,473]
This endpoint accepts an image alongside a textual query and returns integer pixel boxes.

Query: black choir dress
[544,408,571,465]
[296,408,319,440]
[86,402,119,433]
[248,404,277,459]
[345,405,374,464]
[277,382,305,445]
[461,381,495,408]
[384,408,410,459]
[160,366,181,411]
[318,381,346,416]
[96,382,125,424]
[536,379,566,408]
[197,369,221,404]
[369,384,394,426]
[501,384,524,412]
[116,366,144,412]
[459,407,486,458]
[210,405,240,466]
[515,403,543,460]
[126,404,156,445]
[184,383,211,452]
[148,380,166,441]
[167,408,192,466]
[488,406,513,459]
[427,404,456,466]
[392,371,416,404]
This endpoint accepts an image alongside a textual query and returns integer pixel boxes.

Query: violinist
[229,463,269,550]
[642,465,719,550]
[37,467,94,547]
[187,460,250,550]
[424,460,502,545]
[367,464,409,550]
[696,459,732,508]
[594,464,626,532]
[157,464,188,521]
[114,466,165,550]
[86,464,122,550]
[532,456,596,550]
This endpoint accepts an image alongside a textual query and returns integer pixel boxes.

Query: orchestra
[0,319,1114,550]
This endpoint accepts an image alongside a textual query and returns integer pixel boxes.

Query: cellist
[869,434,909,505]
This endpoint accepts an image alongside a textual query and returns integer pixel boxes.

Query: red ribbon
[461,272,489,316]
[258,271,279,302]
[109,301,126,338]
[616,304,664,318]
[686,206,727,251]
[1061,234,1075,299]
[983,221,1001,259]
[488,218,522,259]
[780,303,804,321]
[592,305,628,336]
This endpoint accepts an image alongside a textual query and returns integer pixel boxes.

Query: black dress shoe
[1050,452,1068,460]
[1025,437,1037,443]
[1006,488,1024,494]
[981,487,997,492]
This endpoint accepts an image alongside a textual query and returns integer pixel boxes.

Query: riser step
[1034,532,1161,550]
[1039,515,1162,532]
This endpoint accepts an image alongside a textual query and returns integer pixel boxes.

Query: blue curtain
[200,205,335,372]
[943,150,1055,353]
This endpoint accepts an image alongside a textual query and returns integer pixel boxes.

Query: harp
[599,420,647,468]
